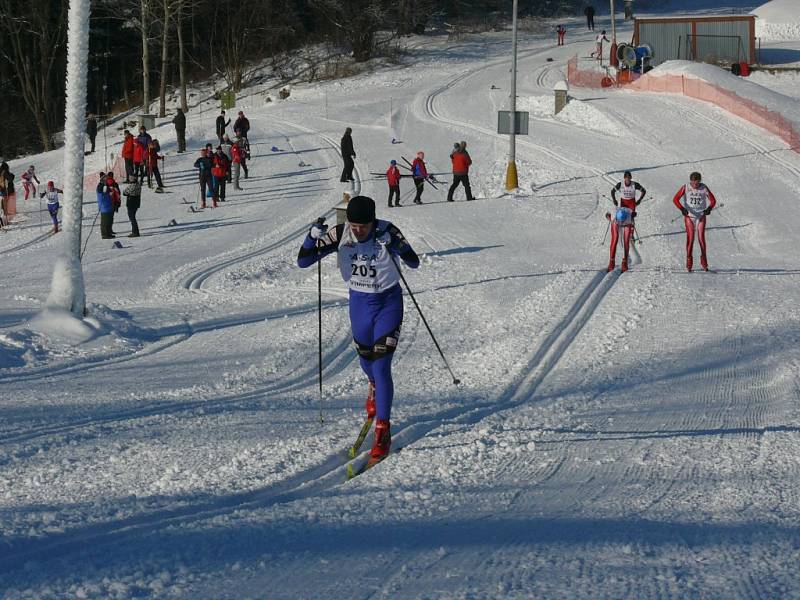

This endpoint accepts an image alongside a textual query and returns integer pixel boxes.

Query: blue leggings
[349,285,403,421]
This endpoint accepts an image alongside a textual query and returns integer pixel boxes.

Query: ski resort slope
[2,11,800,600]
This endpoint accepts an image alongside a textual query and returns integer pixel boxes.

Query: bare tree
[0,0,68,150]
[140,0,152,112]
[158,0,171,116]
[312,0,391,62]
[175,0,188,111]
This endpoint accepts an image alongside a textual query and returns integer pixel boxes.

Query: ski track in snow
[3,15,800,597]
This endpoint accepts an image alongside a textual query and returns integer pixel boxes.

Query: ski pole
[390,255,460,385]
[600,213,611,246]
[315,216,326,423]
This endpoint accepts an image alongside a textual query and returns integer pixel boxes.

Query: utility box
[220,90,236,111]
[554,81,569,114]
[139,114,156,131]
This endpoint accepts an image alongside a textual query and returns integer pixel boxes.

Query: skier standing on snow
[0,163,16,224]
[557,24,566,46]
[412,151,428,205]
[21,166,40,201]
[232,140,247,191]
[591,30,609,60]
[386,159,401,208]
[447,141,474,202]
[146,140,165,192]
[340,127,356,183]
[672,171,717,272]
[216,110,230,145]
[193,149,213,208]
[297,195,420,461]
[608,170,646,272]
[40,181,62,233]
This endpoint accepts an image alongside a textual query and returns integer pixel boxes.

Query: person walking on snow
[21,166,40,200]
[608,170,646,272]
[673,171,717,272]
[557,24,566,46]
[584,5,595,30]
[386,160,401,207]
[221,135,234,183]
[86,114,98,153]
[412,151,428,204]
[172,108,186,153]
[447,141,474,202]
[216,110,230,145]
[232,140,247,190]
[297,195,420,462]
[591,30,609,60]
[40,181,62,233]
[340,127,356,183]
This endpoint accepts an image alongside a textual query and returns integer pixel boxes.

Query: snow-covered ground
[2,5,800,598]
[753,0,800,42]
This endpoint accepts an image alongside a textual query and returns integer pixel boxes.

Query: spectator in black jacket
[585,5,595,30]
[234,111,250,140]
[215,110,230,145]
[340,127,356,183]
[172,108,186,152]
[193,149,213,208]
[86,114,98,153]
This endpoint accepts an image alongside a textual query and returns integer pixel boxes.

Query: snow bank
[519,95,624,136]
[750,0,800,40]
[633,60,800,150]
[28,307,100,344]
[752,0,800,41]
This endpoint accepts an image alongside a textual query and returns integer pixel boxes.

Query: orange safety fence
[567,54,613,88]
[568,56,800,154]
[82,154,125,194]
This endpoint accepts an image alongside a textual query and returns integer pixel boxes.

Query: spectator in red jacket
[133,138,146,185]
[211,146,230,206]
[122,130,135,180]
[447,141,474,202]
[672,171,717,272]
[231,140,248,190]
[386,160,401,208]
[147,141,165,192]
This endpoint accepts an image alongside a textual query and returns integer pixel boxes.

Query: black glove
[612,199,618,206]
[681,208,688,216]
[703,207,712,216]
[631,211,637,219]
[635,199,642,206]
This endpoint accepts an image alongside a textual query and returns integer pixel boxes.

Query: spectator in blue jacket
[96,172,120,239]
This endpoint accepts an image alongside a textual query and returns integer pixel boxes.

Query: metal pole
[610,0,618,67]
[505,0,519,191]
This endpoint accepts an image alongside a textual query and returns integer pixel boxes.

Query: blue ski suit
[298,219,419,421]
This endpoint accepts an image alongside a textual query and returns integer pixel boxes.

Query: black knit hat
[346,195,375,224]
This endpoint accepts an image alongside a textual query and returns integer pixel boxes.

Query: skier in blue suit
[297,195,420,460]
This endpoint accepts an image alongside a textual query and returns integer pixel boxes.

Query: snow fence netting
[567,58,800,154]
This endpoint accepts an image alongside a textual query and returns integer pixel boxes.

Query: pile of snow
[647,60,800,129]
[752,0,800,41]
[518,95,624,137]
